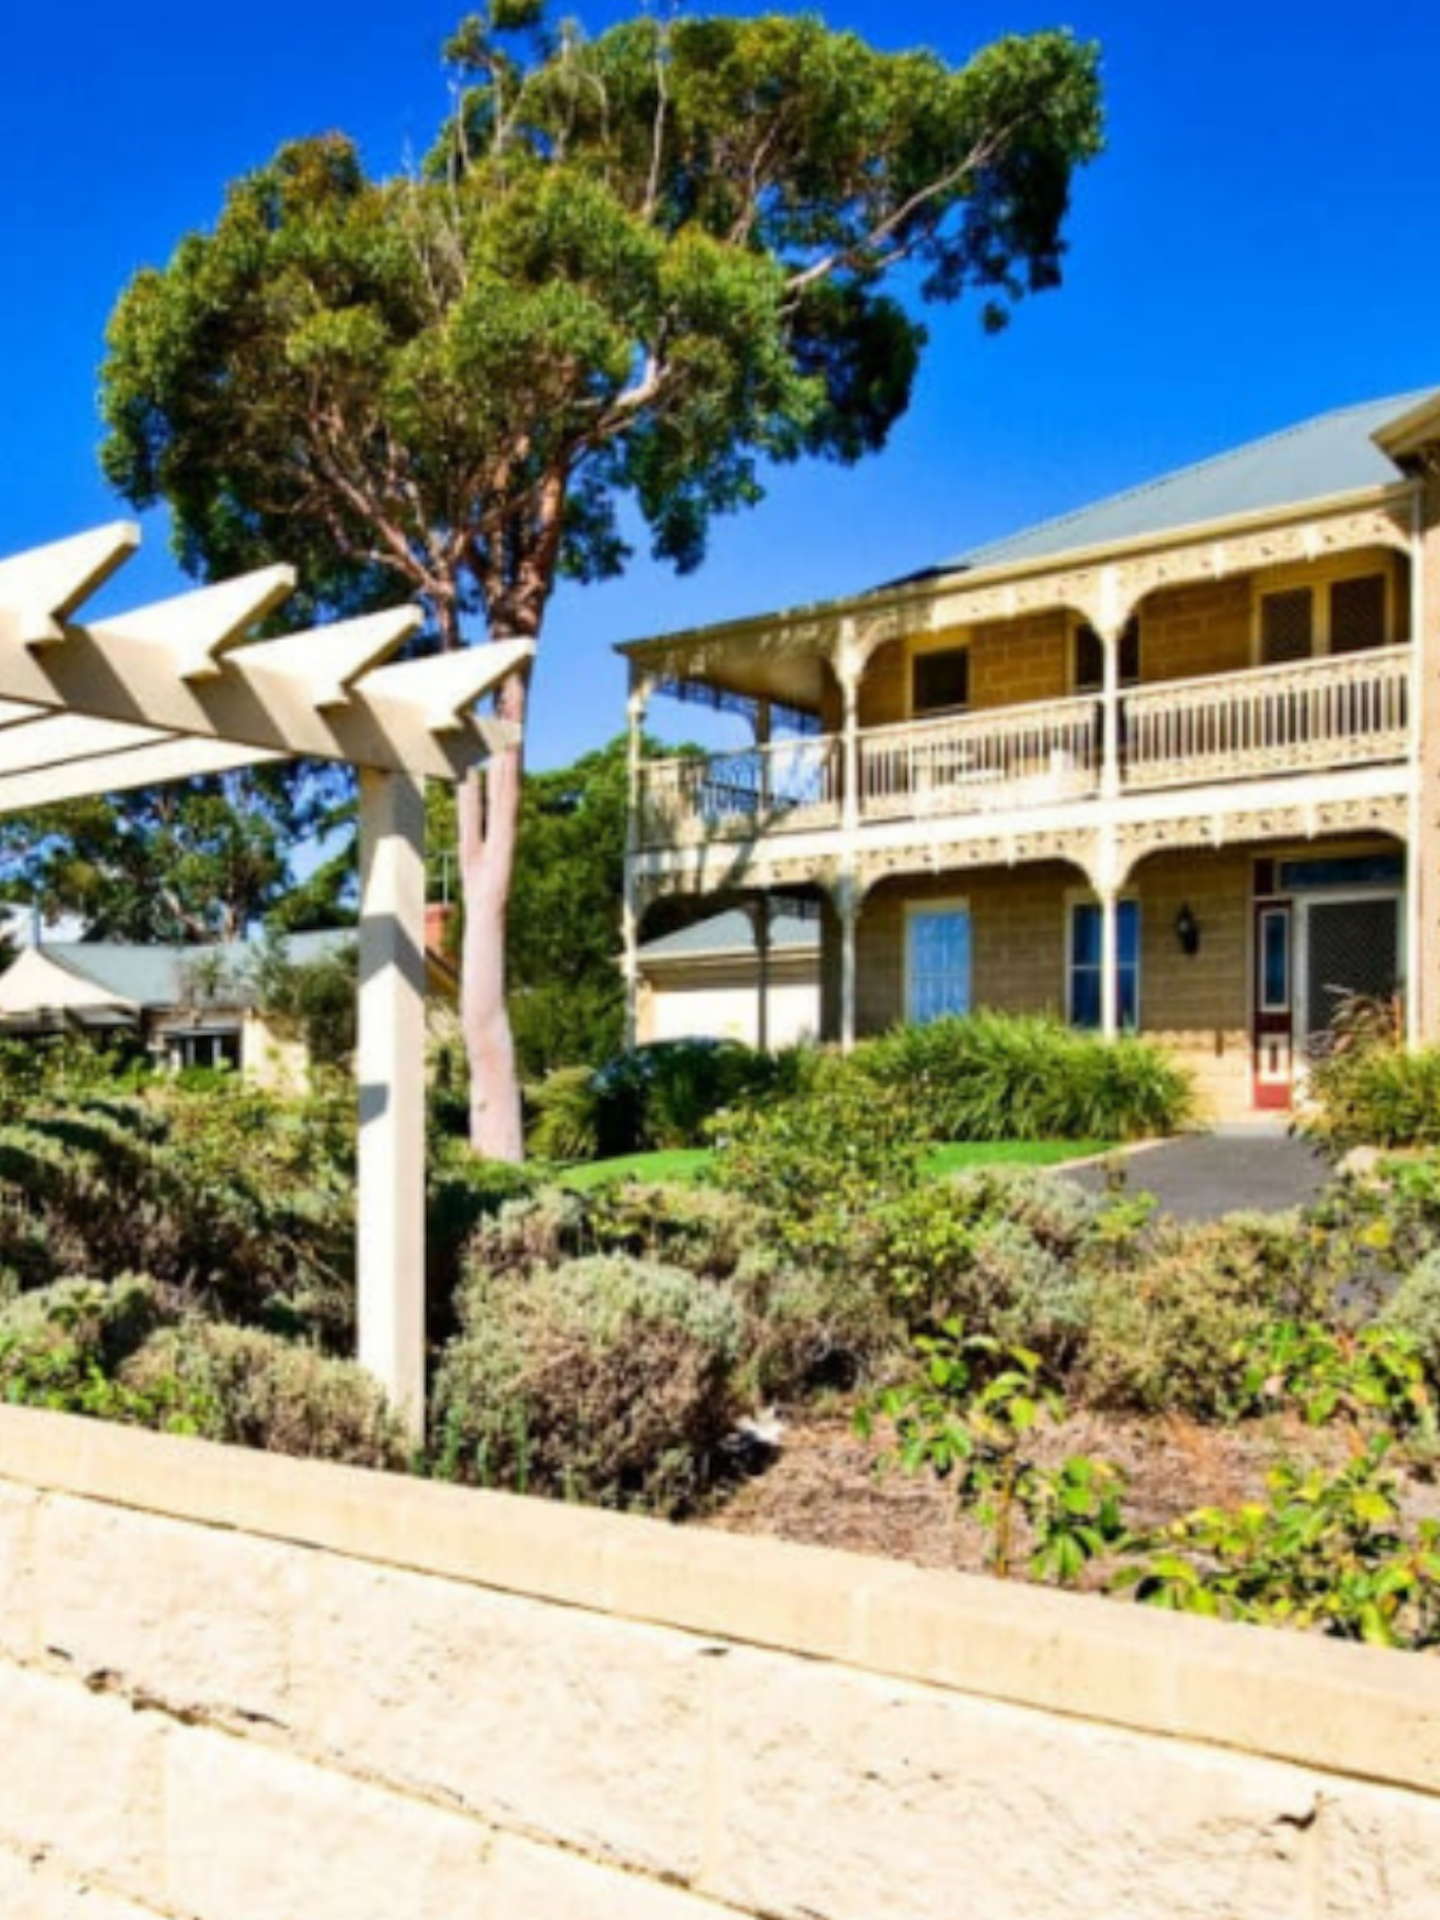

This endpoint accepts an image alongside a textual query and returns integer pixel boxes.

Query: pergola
[0,522,530,1439]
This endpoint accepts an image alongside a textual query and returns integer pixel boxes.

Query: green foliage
[1237,1320,1435,1442]
[1305,1153,1440,1313]
[854,1011,1193,1142]
[0,1080,357,1345]
[1306,1043,1440,1153]
[525,1065,603,1161]
[432,1251,743,1512]
[530,1037,791,1162]
[714,1053,925,1250]
[0,768,351,943]
[1378,1248,1440,1386]
[1114,1439,1440,1649]
[865,1319,1126,1582]
[862,1170,1101,1366]
[1296,990,1438,1153]
[121,1322,410,1469]
[1081,1213,1325,1418]
[0,1278,207,1431]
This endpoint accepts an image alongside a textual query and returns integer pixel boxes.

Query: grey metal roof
[916,389,1437,581]
[638,908,820,963]
[35,929,353,1011]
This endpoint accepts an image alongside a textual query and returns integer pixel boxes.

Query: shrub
[713,1057,926,1248]
[728,1242,902,1399]
[0,1084,357,1347]
[1082,1212,1325,1418]
[530,1039,795,1163]
[1306,1154,1440,1314]
[861,1176,1099,1368]
[0,1276,204,1429]
[120,1321,409,1469]
[1379,1250,1440,1386]
[432,1252,743,1512]
[426,1145,539,1339]
[526,1065,604,1161]
[854,1011,1193,1142]
[1305,1043,1440,1153]
[464,1188,591,1281]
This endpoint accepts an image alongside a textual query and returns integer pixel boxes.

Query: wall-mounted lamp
[1175,903,1200,957]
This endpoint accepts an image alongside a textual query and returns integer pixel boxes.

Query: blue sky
[1,0,1436,768]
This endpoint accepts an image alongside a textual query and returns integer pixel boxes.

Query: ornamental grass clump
[853,1011,1193,1142]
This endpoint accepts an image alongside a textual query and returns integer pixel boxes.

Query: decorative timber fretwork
[925,499,1414,641]
[1114,793,1410,880]
[854,826,1099,895]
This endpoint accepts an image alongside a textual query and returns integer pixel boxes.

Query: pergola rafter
[0,523,532,1439]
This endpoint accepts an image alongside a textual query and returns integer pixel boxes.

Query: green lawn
[558,1139,1113,1191]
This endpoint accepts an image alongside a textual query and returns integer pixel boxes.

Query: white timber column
[1097,611,1124,803]
[357,765,428,1442]
[755,696,772,811]
[753,894,772,1051]
[836,620,863,838]
[837,876,860,1052]
[623,674,651,1048]
[1408,482,1434,1045]
[1098,885,1120,1041]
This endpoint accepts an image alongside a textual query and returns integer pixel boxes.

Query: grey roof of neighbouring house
[902,389,1438,585]
[21,929,354,1012]
[638,909,820,964]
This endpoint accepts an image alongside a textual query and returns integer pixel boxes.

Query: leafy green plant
[862,1319,1127,1582]
[714,1058,925,1252]
[1113,1439,1440,1649]
[1238,1319,1435,1443]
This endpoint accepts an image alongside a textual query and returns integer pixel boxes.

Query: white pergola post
[356,766,428,1442]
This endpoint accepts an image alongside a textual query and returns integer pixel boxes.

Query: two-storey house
[619,390,1440,1119]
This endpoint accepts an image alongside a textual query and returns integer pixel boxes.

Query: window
[906,904,971,1023]
[911,646,970,717]
[1258,570,1390,666]
[1257,907,1290,1014]
[1068,899,1139,1030]
[1073,616,1141,694]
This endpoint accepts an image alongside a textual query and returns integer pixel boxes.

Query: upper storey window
[911,646,970,717]
[1258,568,1393,666]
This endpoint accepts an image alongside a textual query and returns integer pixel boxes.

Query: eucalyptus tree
[101,2,1103,1157]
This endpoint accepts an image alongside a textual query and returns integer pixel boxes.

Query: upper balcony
[637,644,1412,853]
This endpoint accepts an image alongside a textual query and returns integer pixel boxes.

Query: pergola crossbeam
[92,563,297,680]
[0,522,139,646]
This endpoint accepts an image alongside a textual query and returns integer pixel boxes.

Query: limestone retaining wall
[1,1404,1439,1918]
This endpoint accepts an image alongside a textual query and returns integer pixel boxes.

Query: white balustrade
[637,651,1411,848]
[1123,646,1410,791]
[639,735,841,846]
[859,697,1099,821]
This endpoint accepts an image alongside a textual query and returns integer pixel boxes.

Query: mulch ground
[703,1402,1435,1581]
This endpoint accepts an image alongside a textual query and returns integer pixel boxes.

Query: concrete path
[1061,1126,1332,1224]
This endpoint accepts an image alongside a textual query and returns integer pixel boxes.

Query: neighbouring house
[635,906,821,1049]
[0,930,360,1085]
[619,389,1440,1120]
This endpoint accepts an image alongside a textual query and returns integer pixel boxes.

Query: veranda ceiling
[0,521,530,805]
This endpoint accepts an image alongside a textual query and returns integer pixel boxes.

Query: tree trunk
[460,661,529,1160]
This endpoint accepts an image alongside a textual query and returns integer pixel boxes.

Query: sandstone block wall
[2,1406,1440,1919]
